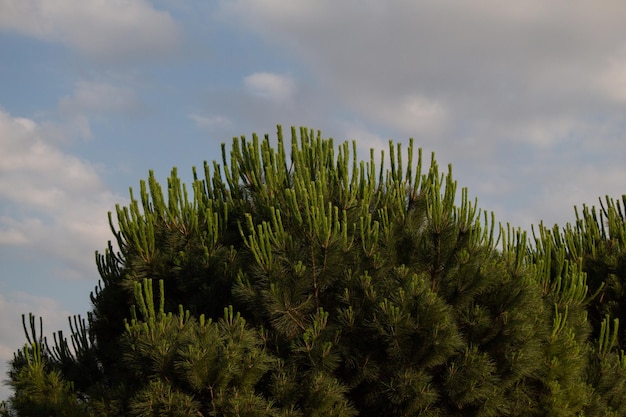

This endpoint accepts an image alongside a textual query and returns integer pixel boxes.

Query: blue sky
[1,0,626,400]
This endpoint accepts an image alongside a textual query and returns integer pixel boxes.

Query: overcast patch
[220,0,626,229]
[595,47,626,103]
[0,0,181,62]
[223,1,626,145]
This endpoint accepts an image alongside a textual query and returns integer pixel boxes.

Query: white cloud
[189,113,232,130]
[0,0,181,61]
[0,109,120,273]
[244,72,296,102]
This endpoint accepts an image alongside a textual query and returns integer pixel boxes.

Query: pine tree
[6,315,90,417]
[5,126,626,416]
[531,196,626,416]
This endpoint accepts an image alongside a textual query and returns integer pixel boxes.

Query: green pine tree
[531,196,626,416]
[5,126,626,416]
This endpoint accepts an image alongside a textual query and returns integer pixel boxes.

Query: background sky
[1,0,625,400]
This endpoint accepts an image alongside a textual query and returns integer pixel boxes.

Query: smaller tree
[6,316,90,417]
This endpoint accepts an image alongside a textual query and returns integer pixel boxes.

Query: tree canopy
[4,126,626,416]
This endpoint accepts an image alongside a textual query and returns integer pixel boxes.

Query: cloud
[59,81,139,116]
[595,47,626,103]
[40,81,141,143]
[342,124,388,155]
[223,0,626,140]
[220,0,626,230]
[0,220,28,245]
[508,164,626,232]
[0,0,181,62]
[0,104,126,400]
[189,113,233,130]
[0,291,72,401]
[353,94,448,135]
[0,109,120,275]
[244,72,296,102]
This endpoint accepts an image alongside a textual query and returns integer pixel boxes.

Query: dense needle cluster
[3,126,626,416]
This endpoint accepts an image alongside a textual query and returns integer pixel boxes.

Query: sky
[1,0,626,400]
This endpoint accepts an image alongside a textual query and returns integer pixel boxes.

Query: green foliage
[5,126,626,416]
[531,196,626,416]
[8,341,89,417]
[121,279,276,416]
